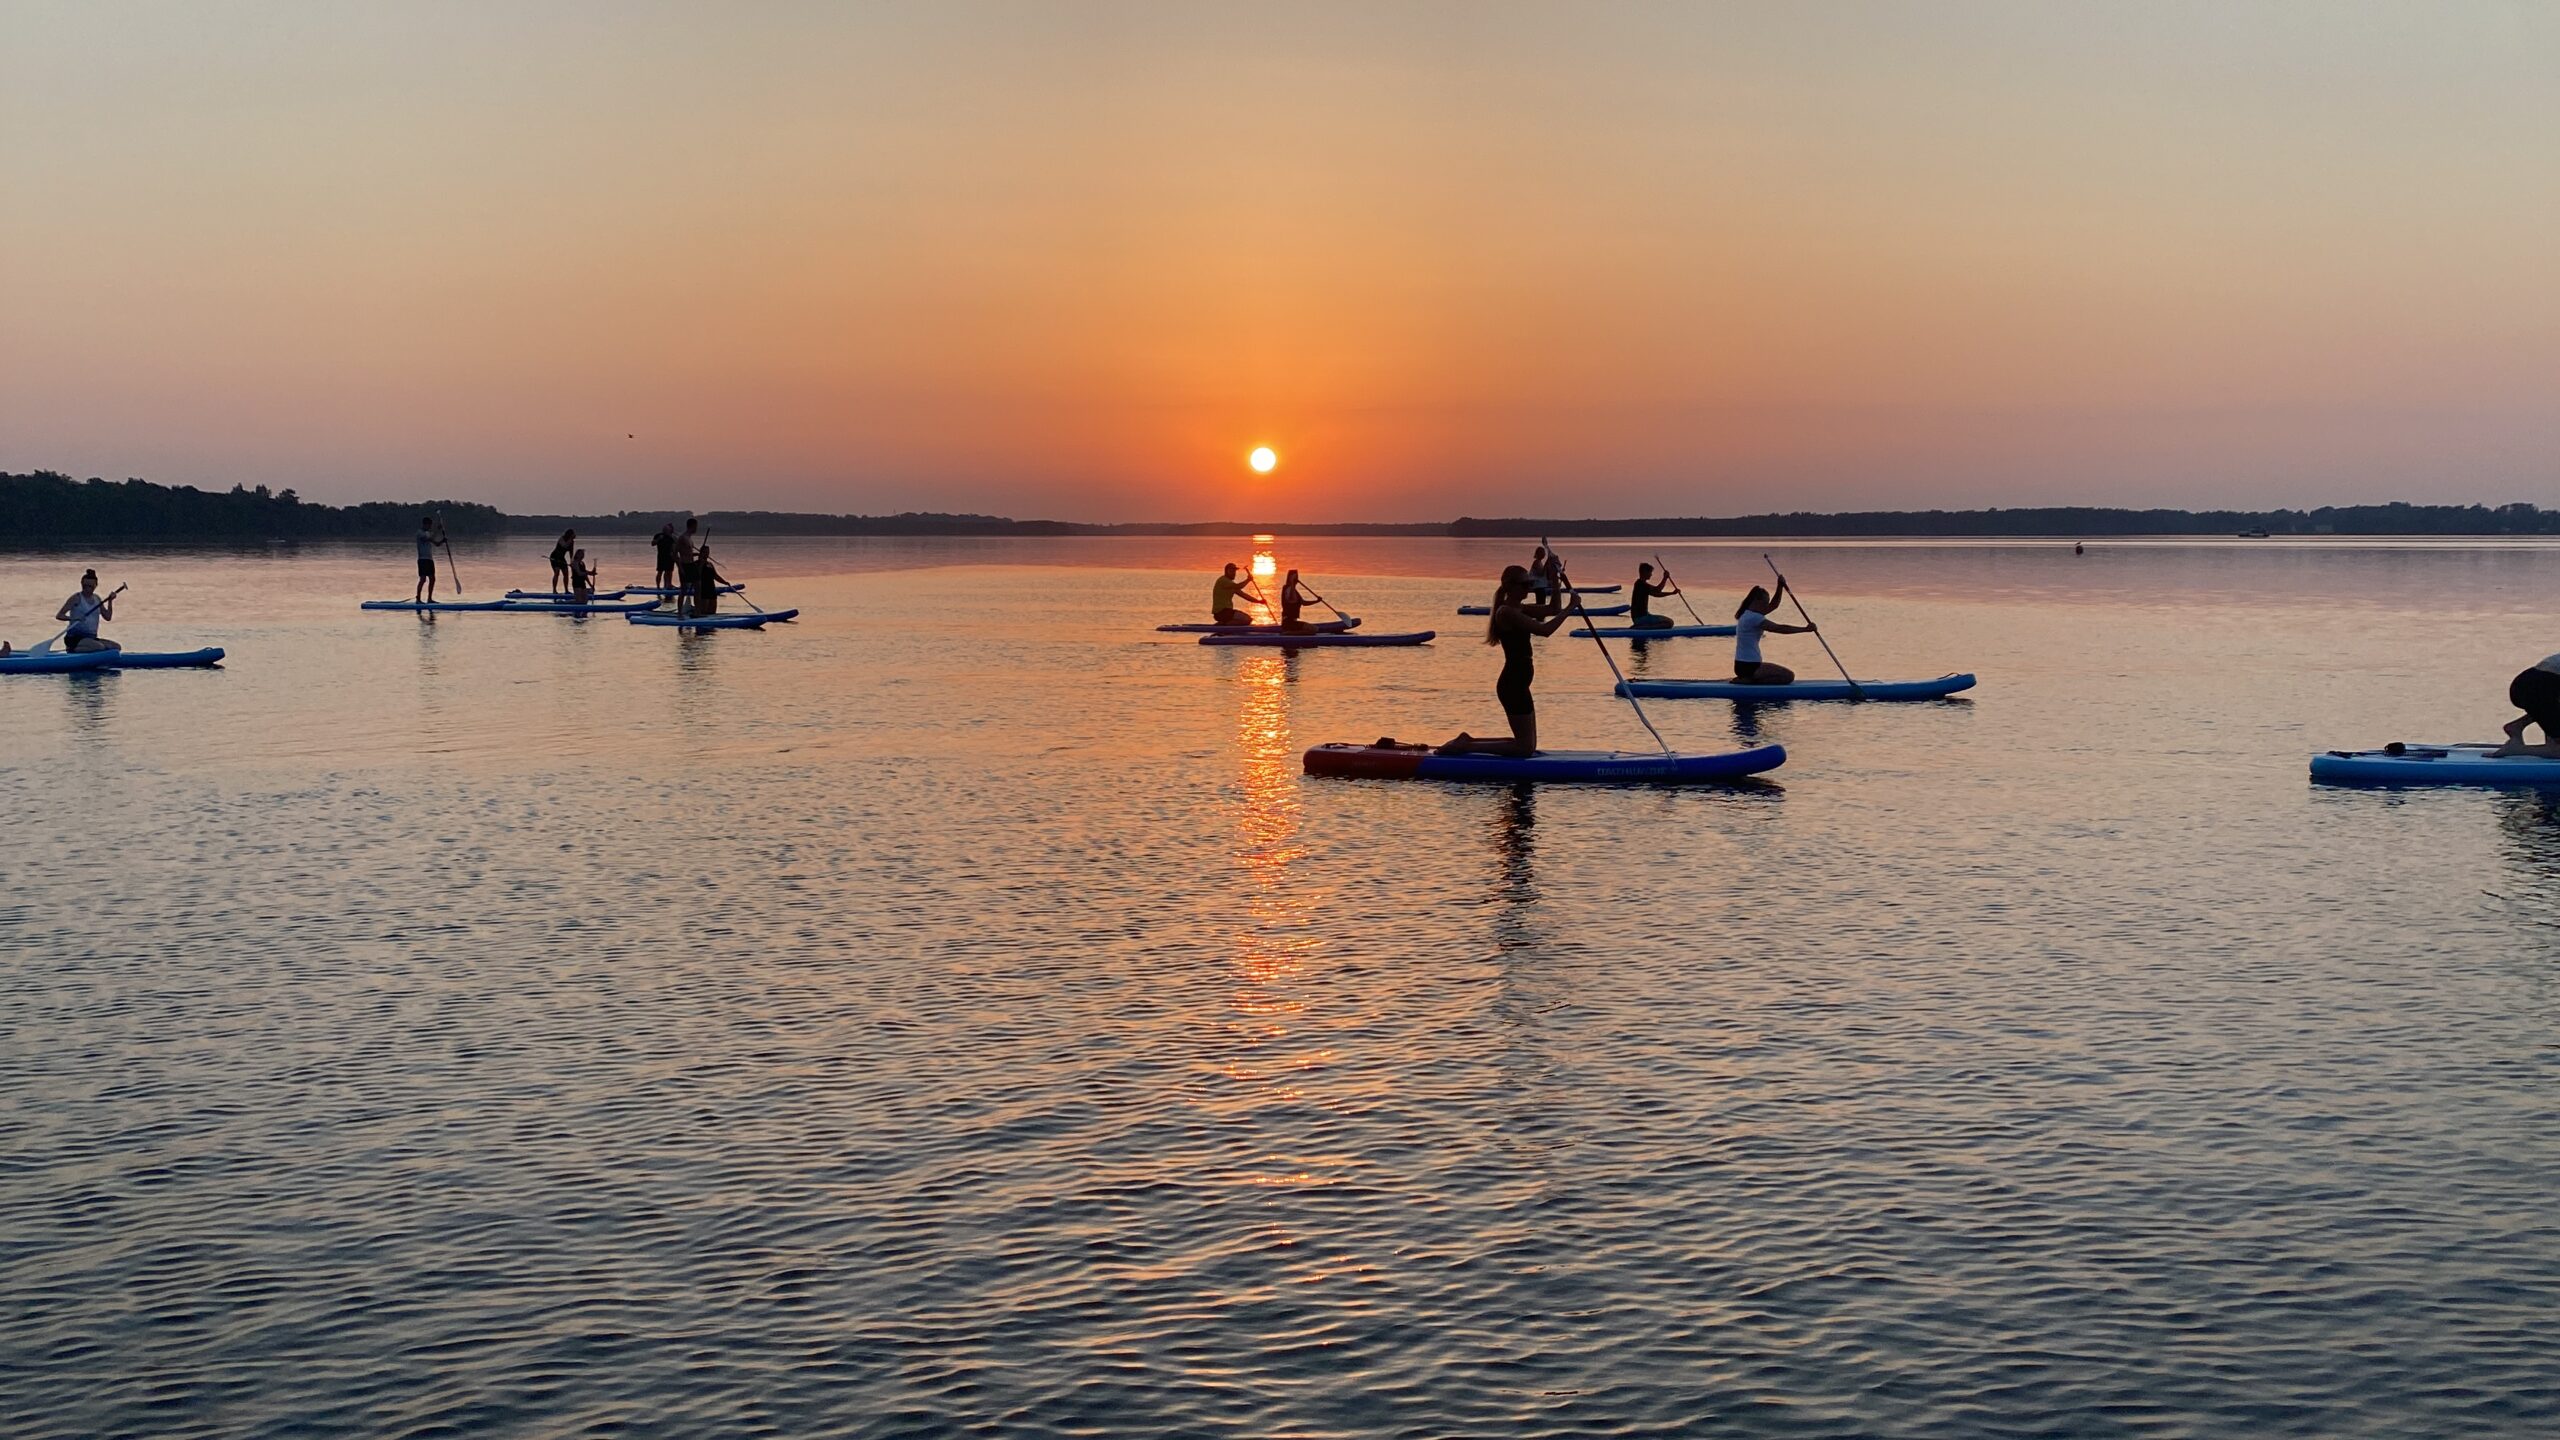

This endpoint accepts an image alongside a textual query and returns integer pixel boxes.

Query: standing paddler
[652,523,679,592]
[413,514,448,604]
[675,516,703,577]
[547,529,578,594]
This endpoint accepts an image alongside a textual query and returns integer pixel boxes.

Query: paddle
[1654,552,1710,627]
[29,584,127,655]
[1301,581,1356,629]
[1546,537,1673,755]
[1763,554,1860,699]
[439,532,464,595]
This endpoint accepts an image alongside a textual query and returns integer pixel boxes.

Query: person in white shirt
[1731,578,1817,684]
[2493,654,2560,757]
[55,569,120,653]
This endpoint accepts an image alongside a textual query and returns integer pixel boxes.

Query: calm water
[3,536,2556,1438]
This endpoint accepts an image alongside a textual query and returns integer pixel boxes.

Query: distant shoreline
[8,470,2556,542]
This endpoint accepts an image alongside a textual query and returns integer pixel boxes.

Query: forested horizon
[9,469,2557,542]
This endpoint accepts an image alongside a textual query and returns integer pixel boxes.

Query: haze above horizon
[4,1,2553,522]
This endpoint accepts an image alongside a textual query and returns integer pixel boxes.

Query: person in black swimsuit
[1439,565,1573,757]
[1278,569,1328,633]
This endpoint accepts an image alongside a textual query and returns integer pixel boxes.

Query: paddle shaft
[1654,552,1709,626]
[439,535,463,594]
[32,584,126,654]
[1763,554,1859,697]
[1548,537,1672,754]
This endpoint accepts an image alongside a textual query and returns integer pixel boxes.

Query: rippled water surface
[4,536,2557,1437]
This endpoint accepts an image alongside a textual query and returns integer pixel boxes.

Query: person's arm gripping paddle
[1304,582,1355,627]
[1762,555,1858,698]
[1655,552,1710,626]
[1546,538,1674,755]
[38,582,125,654]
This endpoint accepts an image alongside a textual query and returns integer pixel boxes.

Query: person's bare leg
[1469,710,1539,758]
[2493,717,2560,757]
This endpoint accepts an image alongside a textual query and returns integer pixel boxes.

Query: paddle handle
[1763,554,1858,696]
[1550,538,1673,755]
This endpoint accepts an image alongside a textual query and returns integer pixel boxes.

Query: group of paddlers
[1209,562,1338,631]
[545,517,729,610]
[402,513,734,612]
[1444,547,1818,758]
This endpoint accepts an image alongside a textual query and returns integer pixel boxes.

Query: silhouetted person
[1211,563,1264,625]
[548,529,578,593]
[653,523,679,590]
[413,514,447,603]
[1731,580,1817,685]
[1440,565,1572,757]
[1629,561,1681,630]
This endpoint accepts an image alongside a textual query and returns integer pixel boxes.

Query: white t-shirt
[1734,607,1771,663]
[62,593,106,638]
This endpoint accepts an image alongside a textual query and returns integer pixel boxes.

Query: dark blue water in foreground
[3,537,2556,1437]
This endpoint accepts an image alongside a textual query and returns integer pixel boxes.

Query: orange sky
[3,2,2554,520]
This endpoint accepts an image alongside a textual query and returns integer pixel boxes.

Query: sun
[1248,446,1277,474]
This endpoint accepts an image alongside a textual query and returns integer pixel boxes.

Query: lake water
[3,536,2555,1437]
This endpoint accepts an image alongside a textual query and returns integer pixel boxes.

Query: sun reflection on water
[1222,648,1352,1185]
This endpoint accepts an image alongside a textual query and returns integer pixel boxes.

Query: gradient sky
[4,1,2554,520]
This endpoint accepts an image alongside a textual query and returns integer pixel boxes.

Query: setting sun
[1248,447,1277,474]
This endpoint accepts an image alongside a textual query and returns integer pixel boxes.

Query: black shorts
[417,556,437,579]
[1496,673,1534,719]
[1734,660,1760,680]
[2511,667,2560,729]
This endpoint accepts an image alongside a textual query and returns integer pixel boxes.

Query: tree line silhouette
[5,471,504,540]
[9,468,2553,541]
